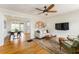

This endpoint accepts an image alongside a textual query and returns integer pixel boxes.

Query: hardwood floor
[0,33,49,54]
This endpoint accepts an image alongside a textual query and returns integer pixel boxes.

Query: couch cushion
[72,40,79,47]
[64,41,74,46]
[67,35,77,41]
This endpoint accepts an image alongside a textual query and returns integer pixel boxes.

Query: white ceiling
[0,4,79,17]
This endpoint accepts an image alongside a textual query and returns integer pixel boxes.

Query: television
[55,22,69,30]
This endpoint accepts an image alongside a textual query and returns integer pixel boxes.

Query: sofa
[59,36,79,54]
[35,29,51,39]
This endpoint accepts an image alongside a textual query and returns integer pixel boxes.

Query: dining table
[8,31,22,39]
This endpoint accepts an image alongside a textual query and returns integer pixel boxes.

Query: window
[11,23,24,32]
[20,24,24,31]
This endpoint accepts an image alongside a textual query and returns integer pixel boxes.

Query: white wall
[0,13,6,46]
[45,10,79,37]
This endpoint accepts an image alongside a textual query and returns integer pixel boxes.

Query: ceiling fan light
[44,12,48,16]
[45,14,48,16]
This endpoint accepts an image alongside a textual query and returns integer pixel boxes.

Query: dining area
[8,22,24,40]
[8,31,22,40]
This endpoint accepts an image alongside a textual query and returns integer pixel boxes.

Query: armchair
[59,37,79,53]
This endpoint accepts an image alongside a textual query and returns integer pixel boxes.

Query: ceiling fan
[35,4,57,15]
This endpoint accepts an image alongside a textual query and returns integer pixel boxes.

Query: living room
[0,4,79,54]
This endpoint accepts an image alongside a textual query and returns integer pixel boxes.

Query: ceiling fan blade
[38,12,44,15]
[47,4,55,11]
[35,8,43,11]
[47,10,57,13]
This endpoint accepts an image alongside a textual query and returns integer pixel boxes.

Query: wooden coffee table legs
[59,37,65,51]
[59,39,62,51]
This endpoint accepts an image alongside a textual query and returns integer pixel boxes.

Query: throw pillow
[67,35,74,41]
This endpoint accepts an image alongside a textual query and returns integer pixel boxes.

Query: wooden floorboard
[0,33,49,54]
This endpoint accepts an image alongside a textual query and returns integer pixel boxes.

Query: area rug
[36,38,67,54]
